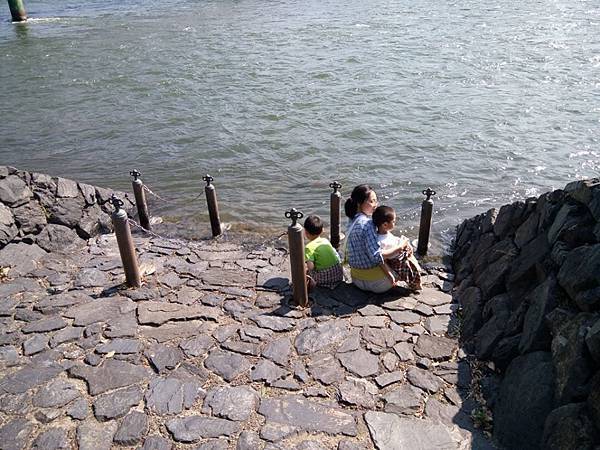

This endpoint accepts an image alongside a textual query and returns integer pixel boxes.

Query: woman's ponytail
[344,197,358,219]
[345,184,373,219]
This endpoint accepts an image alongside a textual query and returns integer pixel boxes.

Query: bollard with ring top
[285,208,309,307]
[130,169,151,231]
[202,174,222,237]
[110,195,142,288]
[417,187,436,256]
[329,181,342,249]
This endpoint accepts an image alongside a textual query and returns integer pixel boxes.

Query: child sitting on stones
[304,215,343,290]
[372,205,423,292]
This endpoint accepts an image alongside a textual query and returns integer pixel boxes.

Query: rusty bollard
[329,181,342,249]
[417,188,436,256]
[110,195,141,288]
[130,169,151,231]
[286,208,309,307]
[203,175,222,237]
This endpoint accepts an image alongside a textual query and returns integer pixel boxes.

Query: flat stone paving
[0,232,495,449]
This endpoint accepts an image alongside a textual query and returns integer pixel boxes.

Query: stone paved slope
[0,231,494,449]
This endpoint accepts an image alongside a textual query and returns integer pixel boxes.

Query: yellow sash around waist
[350,266,386,281]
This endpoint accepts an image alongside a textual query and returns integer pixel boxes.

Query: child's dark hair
[344,184,374,219]
[372,205,395,227]
[304,215,323,236]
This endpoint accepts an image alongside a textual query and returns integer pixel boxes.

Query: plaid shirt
[346,213,383,269]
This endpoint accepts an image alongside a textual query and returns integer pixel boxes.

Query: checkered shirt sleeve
[347,214,383,269]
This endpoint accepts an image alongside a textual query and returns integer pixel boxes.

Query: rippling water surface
[1,0,599,248]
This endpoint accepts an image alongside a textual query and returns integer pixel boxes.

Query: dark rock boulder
[494,201,527,239]
[552,313,596,404]
[459,286,483,342]
[493,351,555,450]
[0,203,18,246]
[541,403,598,450]
[557,244,600,307]
[585,318,600,364]
[0,175,32,207]
[587,372,600,430]
[506,234,551,301]
[12,201,47,235]
[36,224,81,253]
[519,277,561,354]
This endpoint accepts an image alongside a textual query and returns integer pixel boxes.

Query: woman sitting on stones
[343,184,405,293]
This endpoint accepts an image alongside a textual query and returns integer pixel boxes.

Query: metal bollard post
[417,188,436,256]
[285,208,309,307]
[7,0,27,22]
[329,181,342,249]
[110,195,141,288]
[130,169,151,231]
[202,174,222,237]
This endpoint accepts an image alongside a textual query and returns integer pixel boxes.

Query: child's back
[304,216,343,289]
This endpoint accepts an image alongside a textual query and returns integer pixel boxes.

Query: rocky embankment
[453,178,600,449]
[0,167,493,449]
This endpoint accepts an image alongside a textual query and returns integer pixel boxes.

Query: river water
[1,0,599,250]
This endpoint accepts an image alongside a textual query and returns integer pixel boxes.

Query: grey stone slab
[350,316,387,328]
[74,268,110,288]
[0,418,34,450]
[32,427,69,450]
[114,411,148,445]
[406,367,444,393]
[204,350,252,382]
[140,321,208,343]
[388,311,422,325]
[96,338,142,355]
[141,435,173,450]
[138,301,221,325]
[259,396,357,436]
[180,335,215,358]
[204,386,259,421]
[393,342,415,362]
[0,363,63,394]
[251,314,296,331]
[236,431,263,450]
[35,291,93,314]
[295,320,351,355]
[0,346,20,367]
[365,412,459,449]
[145,344,184,373]
[67,398,89,420]
[384,385,424,415]
[166,416,239,442]
[375,371,405,388]
[308,353,345,385]
[93,385,143,420]
[251,359,288,384]
[338,378,378,408]
[418,288,452,307]
[202,269,256,288]
[222,339,261,356]
[424,316,451,336]
[145,377,204,415]
[64,296,135,326]
[49,326,83,348]
[195,439,230,450]
[213,324,240,343]
[262,336,293,366]
[33,379,80,408]
[23,334,48,355]
[69,359,151,396]
[0,242,46,276]
[337,349,379,377]
[22,316,67,334]
[414,335,456,361]
[36,224,81,252]
[260,421,298,442]
[77,419,118,450]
